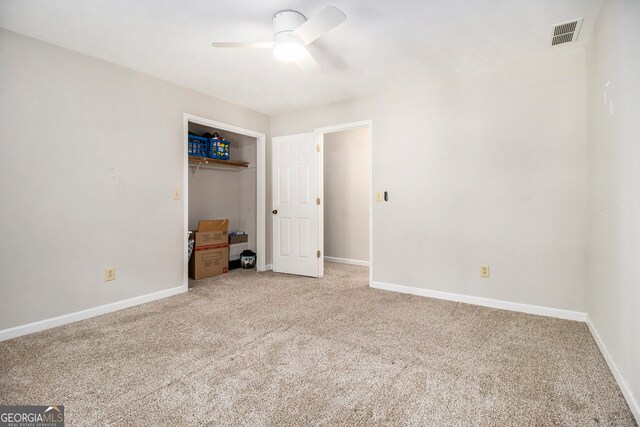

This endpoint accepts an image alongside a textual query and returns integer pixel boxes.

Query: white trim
[183,114,267,275]
[315,120,373,286]
[315,120,373,134]
[325,256,369,267]
[182,115,190,290]
[0,286,185,342]
[265,264,273,271]
[256,132,267,273]
[586,316,640,423]
[317,131,325,278]
[371,281,587,322]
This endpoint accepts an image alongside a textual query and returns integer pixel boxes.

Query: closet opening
[182,114,266,288]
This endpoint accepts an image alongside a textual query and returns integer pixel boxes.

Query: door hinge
[316,144,320,152]
[316,197,320,205]
[317,250,321,258]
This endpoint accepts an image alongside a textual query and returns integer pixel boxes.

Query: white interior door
[272,132,320,277]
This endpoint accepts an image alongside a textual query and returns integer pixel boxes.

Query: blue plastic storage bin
[188,135,209,157]
[210,138,230,160]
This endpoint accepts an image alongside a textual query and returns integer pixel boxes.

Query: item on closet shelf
[229,231,248,245]
[189,219,229,279]
[240,250,256,269]
[209,138,230,160]
[188,134,209,158]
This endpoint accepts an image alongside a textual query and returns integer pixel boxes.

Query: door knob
[272,209,278,214]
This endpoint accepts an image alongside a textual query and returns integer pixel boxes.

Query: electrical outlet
[105,267,116,281]
[480,265,490,278]
[375,192,384,202]
[173,189,181,200]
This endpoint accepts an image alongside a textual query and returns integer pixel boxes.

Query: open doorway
[182,114,266,289]
[269,121,372,281]
[317,121,373,284]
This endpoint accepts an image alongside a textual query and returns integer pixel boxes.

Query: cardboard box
[189,219,229,280]
[228,234,248,245]
[192,219,229,247]
[189,245,228,279]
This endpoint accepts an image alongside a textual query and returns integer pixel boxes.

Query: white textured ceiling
[0,0,605,115]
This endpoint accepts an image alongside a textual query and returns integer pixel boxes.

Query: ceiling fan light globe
[273,41,306,62]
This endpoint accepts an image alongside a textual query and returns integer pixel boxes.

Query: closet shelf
[189,156,249,173]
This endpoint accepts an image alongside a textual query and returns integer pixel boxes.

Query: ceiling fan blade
[296,50,322,72]
[292,6,346,45]
[306,44,345,71]
[211,41,274,49]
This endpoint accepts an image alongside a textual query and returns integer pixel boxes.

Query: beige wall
[272,49,588,312]
[324,128,369,262]
[188,170,240,230]
[587,0,640,417]
[188,167,257,252]
[0,29,269,330]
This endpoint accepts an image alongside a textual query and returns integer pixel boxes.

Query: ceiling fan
[211,6,347,71]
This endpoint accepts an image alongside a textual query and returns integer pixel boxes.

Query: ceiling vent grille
[550,18,583,46]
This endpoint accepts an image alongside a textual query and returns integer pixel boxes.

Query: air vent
[550,18,583,46]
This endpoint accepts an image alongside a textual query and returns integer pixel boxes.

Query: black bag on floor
[240,250,256,269]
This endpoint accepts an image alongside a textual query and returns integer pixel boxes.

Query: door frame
[315,120,373,284]
[182,113,267,290]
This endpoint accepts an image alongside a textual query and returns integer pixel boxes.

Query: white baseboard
[325,256,369,267]
[0,286,186,342]
[370,281,587,322]
[586,315,640,423]
[264,264,273,271]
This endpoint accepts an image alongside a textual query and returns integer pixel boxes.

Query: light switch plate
[480,265,490,278]
[375,192,384,202]
[173,189,181,200]
[105,267,116,281]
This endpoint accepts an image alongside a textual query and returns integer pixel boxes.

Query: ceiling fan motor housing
[273,10,306,43]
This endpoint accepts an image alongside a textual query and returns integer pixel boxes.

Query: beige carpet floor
[0,263,636,426]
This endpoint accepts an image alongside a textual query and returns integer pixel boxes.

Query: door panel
[272,133,319,277]
[278,165,290,204]
[299,218,310,259]
[298,163,310,204]
[279,218,291,256]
